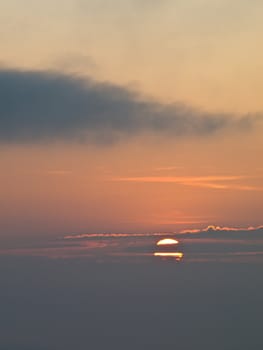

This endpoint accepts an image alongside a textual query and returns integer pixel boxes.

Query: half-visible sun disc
[156,238,179,246]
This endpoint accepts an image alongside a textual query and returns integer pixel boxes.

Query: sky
[1,0,263,241]
[1,3,263,349]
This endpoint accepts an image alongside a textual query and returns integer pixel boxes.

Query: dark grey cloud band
[0,68,259,144]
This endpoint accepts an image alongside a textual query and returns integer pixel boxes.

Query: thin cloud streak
[113,175,263,191]
[181,182,263,191]
[180,225,263,234]
[64,232,176,240]
[114,175,245,182]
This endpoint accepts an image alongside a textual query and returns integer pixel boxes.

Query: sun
[156,238,179,246]
[154,252,183,260]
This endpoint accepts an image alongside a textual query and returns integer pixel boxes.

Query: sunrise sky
[1,0,263,241]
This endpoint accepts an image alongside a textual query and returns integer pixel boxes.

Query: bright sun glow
[156,238,179,246]
[154,252,183,260]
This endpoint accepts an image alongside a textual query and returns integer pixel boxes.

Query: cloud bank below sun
[0,68,261,144]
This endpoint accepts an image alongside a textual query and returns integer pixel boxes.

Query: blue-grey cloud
[0,68,260,144]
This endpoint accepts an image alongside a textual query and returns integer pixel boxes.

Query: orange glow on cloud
[64,232,176,240]
[113,175,263,192]
[114,175,244,183]
[180,225,263,234]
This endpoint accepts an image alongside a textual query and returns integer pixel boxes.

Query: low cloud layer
[0,68,260,144]
[180,225,263,236]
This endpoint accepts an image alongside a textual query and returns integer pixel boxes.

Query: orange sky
[1,130,262,238]
[0,0,263,239]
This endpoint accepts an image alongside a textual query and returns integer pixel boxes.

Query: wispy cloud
[113,175,263,191]
[114,175,244,183]
[0,68,261,144]
[180,225,263,234]
[64,232,175,240]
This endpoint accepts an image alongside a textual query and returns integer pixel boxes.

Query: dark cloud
[0,68,260,144]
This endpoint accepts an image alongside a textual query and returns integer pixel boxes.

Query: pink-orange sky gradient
[0,0,263,241]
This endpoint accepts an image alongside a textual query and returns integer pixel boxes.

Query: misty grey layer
[0,68,258,143]
[1,256,263,349]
